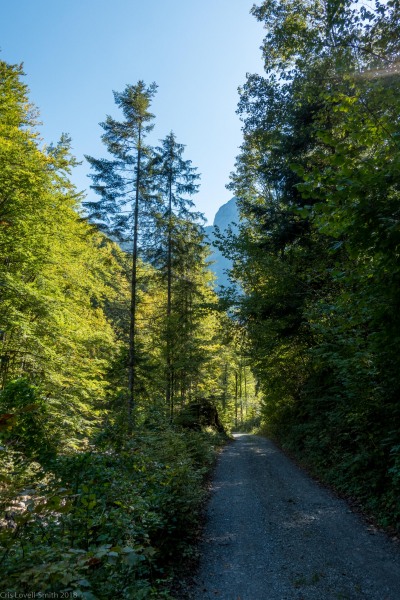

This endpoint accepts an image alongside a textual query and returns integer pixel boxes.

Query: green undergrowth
[232,414,262,434]
[0,424,226,598]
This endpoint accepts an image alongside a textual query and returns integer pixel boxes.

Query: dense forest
[1,0,400,597]
[0,60,256,597]
[225,0,400,530]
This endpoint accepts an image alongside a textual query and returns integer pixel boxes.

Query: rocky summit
[204,197,239,289]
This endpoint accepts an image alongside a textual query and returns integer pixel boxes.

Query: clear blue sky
[0,0,264,223]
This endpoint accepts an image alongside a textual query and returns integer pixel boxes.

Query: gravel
[188,433,400,600]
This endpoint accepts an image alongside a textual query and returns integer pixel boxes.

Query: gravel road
[189,433,400,600]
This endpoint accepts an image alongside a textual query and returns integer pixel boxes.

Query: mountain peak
[213,197,239,228]
[205,197,238,290]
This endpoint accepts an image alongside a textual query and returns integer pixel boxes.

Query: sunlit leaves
[0,60,128,441]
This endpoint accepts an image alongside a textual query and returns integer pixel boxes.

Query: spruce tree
[150,132,201,416]
[84,81,157,424]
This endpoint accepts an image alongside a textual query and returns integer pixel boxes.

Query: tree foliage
[0,60,235,596]
[229,0,400,527]
[149,132,202,415]
[84,81,158,422]
[0,61,124,440]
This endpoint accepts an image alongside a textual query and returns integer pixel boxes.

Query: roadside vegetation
[0,59,250,598]
[225,0,400,531]
[0,385,224,598]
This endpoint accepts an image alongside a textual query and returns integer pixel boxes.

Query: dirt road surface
[189,433,400,600]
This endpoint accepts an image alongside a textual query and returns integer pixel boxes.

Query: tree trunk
[128,123,142,427]
[166,166,173,420]
[235,371,238,429]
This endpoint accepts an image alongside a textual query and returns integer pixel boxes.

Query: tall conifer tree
[84,81,157,423]
[150,132,201,415]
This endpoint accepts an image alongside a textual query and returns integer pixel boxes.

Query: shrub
[0,427,222,598]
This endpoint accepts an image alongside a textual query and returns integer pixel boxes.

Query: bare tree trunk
[235,371,238,429]
[244,364,248,421]
[239,361,243,425]
[222,362,228,411]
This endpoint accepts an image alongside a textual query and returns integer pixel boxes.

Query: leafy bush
[0,378,57,461]
[0,427,222,598]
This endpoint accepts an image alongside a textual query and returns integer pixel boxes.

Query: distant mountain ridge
[205,197,238,289]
